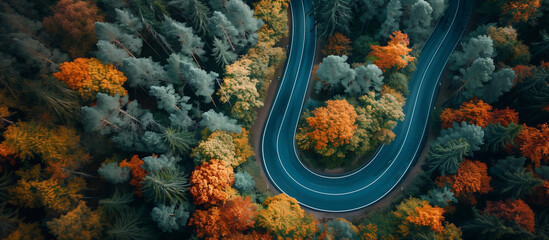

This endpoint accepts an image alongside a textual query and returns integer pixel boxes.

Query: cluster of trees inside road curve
[1,0,548,239]
[298,0,449,169]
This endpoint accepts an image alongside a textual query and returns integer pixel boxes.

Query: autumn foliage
[516,124,549,167]
[0,121,90,179]
[502,0,541,23]
[485,199,536,233]
[190,159,235,206]
[189,196,257,239]
[46,201,104,240]
[43,0,104,57]
[305,99,357,150]
[53,58,127,101]
[119,155,148,196]
[393,198,445,236]
[512,65,533,82]
[257,194,319,239]
[437,159,492,204]
[322,32,353,56]
[368,31,416,71]
[9,169,86,214]
[440,99,519,128]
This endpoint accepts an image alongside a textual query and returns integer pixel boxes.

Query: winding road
[260,0,472,212]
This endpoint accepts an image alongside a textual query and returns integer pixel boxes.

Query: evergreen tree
[426,138,470,175]
[151,203,191,232]
[98,162,131,184]
[490,157,543,199]
[312,0,353,39]
[211,37,237,67]
[377,0,402,39]
[143,168,190,205]
[482,123,522,152]
[199,109,242,133]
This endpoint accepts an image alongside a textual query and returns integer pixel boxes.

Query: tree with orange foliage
[53,58,127,101]
[393,198,445,237]
[189,206,224,240]
[43,0,104,58]
[516,124,549,167]
[437,159,492,204]
[491,108,520,126]
[297,99,357,157]
[221,196,257,232]
[512,65,533,82]
[368,31,416,72]
[485,199,536,233]
[119,155,149,196]
[189,196,257,239]
[440,99,494,128]
[357,223,378,240]
[440,98,520,129]
[256,194,319,240]
[46,201,104,240]
[502,0,541,23]
[322,32,352,56]
[3,222,44,240]
[189,159,235,206]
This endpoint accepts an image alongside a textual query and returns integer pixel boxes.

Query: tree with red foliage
[189,196,257,239]
[221,196,257,232]
[119,155,148,196]
[512,65,533,82]
[516,124,549,167]
[485,199,536,233]
[189,159,235,206]
[491,108,519,126]
[437,159,492,204]
[322,32,352,56]
[43,0,105,58]
[368,31,415,72]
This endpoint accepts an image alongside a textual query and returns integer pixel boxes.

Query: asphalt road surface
[261,0,473,212]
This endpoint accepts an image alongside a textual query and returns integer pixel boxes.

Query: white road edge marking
[261,0,466,212]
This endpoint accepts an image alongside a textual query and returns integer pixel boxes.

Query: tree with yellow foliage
[217,58,263,126]
[192,130,236,165]
[46,201,104,240]
[256,194,319,239]
[254,0,289,43]
[8,165,85,214]
[0,121,90,180]
[53,58,127,101]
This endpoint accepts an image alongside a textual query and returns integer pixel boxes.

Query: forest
[0,0,548,239]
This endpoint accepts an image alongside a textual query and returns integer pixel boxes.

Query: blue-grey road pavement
[261,0,472,212]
